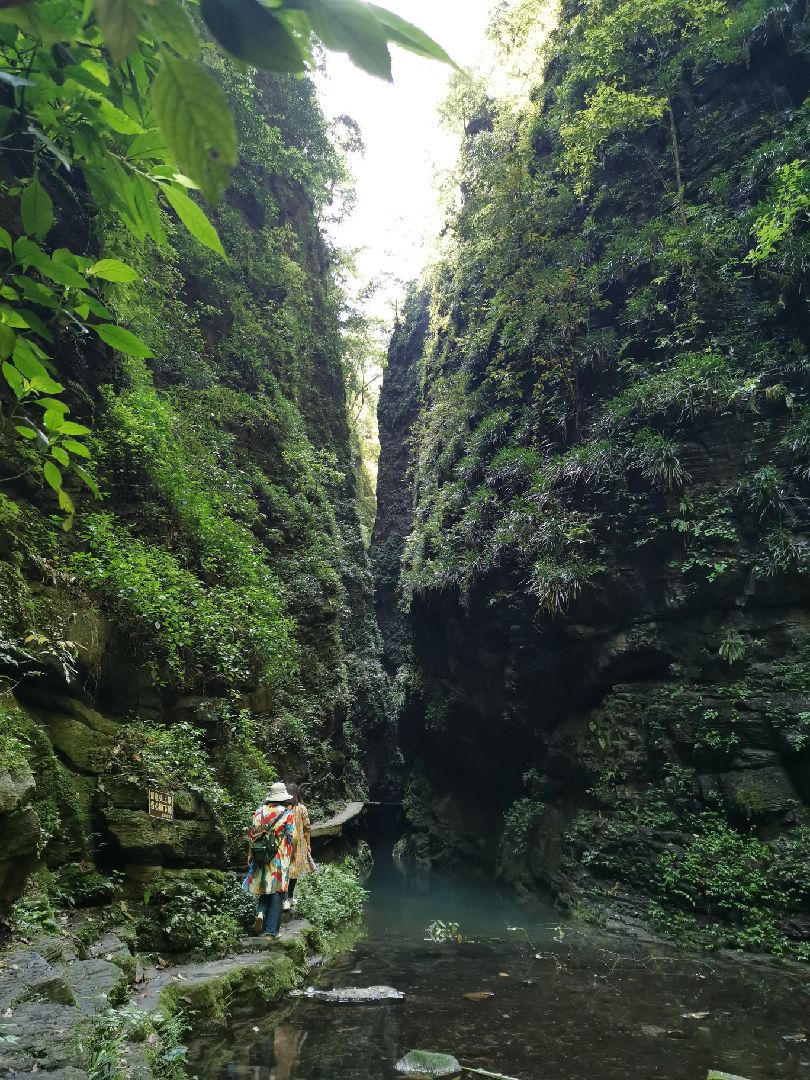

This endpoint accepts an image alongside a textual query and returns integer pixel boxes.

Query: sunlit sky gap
[315,0,494,320]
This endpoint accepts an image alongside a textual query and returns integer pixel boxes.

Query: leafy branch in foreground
[0,0,453,516]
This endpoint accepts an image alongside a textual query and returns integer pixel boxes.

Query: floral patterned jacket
[242,804,295,896]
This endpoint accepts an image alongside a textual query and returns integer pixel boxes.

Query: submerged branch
[462,1068,522,1080]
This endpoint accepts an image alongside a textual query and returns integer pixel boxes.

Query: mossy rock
[717,767,799,819]
[98,777,202,820]
[102,809,224,864]
[0,807,41,916]
[160,951,299,1029]
[122,865,230,900]
[40,713,116,775]
[395,1050,462,1077]
[0,763,35,815]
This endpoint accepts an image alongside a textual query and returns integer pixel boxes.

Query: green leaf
[127,130,169,161]
[14,236,42,264]
[151,56,238,202]
[31,255,88,290]
[21,177,54,239]
[75,463,101,498]
[133,175,167,246]
[51,446,70,466]
[14,425,38,440]
[34,397,69,412]
[85,158,141,236]
[58,487,75,515]
[0,325,15,360]
[93,0,140,63]
[27,125,72,170]
[94,323,154,357]
[75,293,114,320]
[0,226,11,250]
[143,0,201,58]
[62,438,92,458]
[81,59,110,85]
[201,0,305,72]
[0,305,29,328]
[96,97,146,134]
[87,258,139,282]
[304,0,391,80]
[43,459,62,492]
[11,338,49,381]
[367,4,454,65]
[159,183,225,256]
[43,409,65,431]
[2,361,24,398]
[12,276,59,308]
[17,308,54,342]
[59,420,92,435]
[29,373,65,395]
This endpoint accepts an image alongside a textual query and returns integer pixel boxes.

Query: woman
[285,782,316,912]
[243,781,295,938]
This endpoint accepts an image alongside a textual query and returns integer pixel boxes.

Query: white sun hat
[264,781,292,804]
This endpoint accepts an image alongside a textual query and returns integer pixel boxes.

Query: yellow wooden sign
[148,789,174,821]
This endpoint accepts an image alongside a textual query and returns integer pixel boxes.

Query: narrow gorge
[3,0,810,1073]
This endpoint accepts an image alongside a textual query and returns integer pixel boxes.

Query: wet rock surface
[0,915,318,1077]
[292,983,405,1003]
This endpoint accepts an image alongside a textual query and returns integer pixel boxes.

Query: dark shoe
[253,912,264,936]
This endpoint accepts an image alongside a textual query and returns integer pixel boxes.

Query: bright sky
[316,0,494,321]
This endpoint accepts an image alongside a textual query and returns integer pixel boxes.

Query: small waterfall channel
[188,808,810,1079]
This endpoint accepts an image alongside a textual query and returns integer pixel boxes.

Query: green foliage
[82,1006,188,1080]
[70,513,295,687]
[658,813,810,955]
[748,158,810,262]
[401,0,810,625]
[718,627,745,664]
[293,864,366,931]
[9,886,60,937]
[561,85,667,193]
[425,919,462,942]
[502,798,546,855]
[134,871,251,956]
[0,0,450,518]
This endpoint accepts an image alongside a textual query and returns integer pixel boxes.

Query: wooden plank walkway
[310,801,365,838]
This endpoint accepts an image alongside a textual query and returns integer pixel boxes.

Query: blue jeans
[258,891,284,936]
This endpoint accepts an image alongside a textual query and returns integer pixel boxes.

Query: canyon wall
[373,0,810,956]
[0,67,387,922]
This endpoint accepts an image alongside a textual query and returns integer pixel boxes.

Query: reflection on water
[189,836,810,1080]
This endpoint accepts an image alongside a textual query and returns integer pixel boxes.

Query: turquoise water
[188,844,810,1080]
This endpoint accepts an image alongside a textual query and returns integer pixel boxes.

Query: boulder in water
[707,1072,752,1080]
[395,1050,462,1077]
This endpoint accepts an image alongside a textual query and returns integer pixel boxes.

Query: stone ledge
[131,918,316,1029]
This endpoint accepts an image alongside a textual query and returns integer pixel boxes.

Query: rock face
[371,289,429,676]
[372,0,810,953]
[0,759,39,917]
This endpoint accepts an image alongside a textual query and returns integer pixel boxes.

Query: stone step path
[310,801,365,838]
[0,915,319,1079]
[131,917,313,1013]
